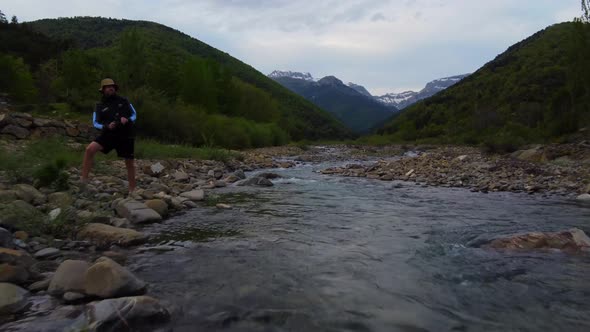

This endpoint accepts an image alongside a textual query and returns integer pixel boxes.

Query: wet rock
[0,282,29,314]
[34,247,61,259]
[233,169,246,179]
[48,260,90,296]
[115,199,162,224]
[223,174,242,183]
[101,251,127,265]
[180,189,205,201]
[13,184,46,205]
[236,177,274,187]
[216,203,232,209]
[84,296,170,331]
[84,257,146,298]
[77,223,147,247]
[145,199,168,218]
[257,172,283,179]
[576,193,590,202]
[487,228,590,251]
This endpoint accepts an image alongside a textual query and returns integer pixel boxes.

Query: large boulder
[0,263,29,284]
[0,200,44,230]
[48,260,90,296]
[83,296,170,331]
[13,184,47,205]
[115,199,162,224]
[84,257,146,298]
[0,282,29,314]
[77,223,147,247]
[510,145,547,162]
[487,228,590,251]
[180,189,205,201]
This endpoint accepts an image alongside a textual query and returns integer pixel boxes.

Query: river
[131,156,590,332]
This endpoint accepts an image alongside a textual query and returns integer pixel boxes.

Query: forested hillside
[0,16,353,148]
[377,22,590,148]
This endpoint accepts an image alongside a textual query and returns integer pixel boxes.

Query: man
[81,78,137,193]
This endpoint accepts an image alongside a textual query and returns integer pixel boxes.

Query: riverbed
[131,158,590,332]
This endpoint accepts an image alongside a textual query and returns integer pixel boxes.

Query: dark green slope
[377,22,590,146]
[273,75,397,134]
[28,17,353,141]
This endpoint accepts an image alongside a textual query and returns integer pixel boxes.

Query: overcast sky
[0,0,582,95]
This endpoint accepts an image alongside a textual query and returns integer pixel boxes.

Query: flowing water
[133,158,590,332]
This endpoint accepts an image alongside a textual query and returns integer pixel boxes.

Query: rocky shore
[320,145,590,197]
[1,110,590,330]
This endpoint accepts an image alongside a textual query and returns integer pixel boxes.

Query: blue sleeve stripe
[93,112,103,130]
[129,104,137,122]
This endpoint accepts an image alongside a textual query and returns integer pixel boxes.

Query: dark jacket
[93,94,137,138]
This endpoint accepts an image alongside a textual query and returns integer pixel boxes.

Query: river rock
[180,189,205,201]
[487,228,590,251]
[84,257,146,298]
[28,277,52,292]
[234,169,246,179]
[257,172,283,179]
[13,184,47,205]
[48,260,90,296]
[115,199,162,224]
[145,199,168,217]
[511,146,547,162]
[0,189,17,202]
[14,231,28,241]
[34,247,61,259]
[47,192,73,208]
[576,193,590,202]
[48,208,61,221]
[77,223,147,247]
[143,162,166,177]
[172,170,190,182]
[236,177,274,187]
[83,296,170,331]
[0,263,29,284]
[1,124,30,139]
[0,282,29,314]
[63,291,86,303]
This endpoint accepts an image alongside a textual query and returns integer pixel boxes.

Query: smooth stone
[576,193,590,202]
[13,184,47,205]
[28,278,52,292]
[145,199,168,218]
[115,199,162,224]
[0,263,29,284]
[179,189,205,201]
[34,247,61,259]
[48,208,62,221]
[63,291,86,303]
[84,296,170,331]
[48,260,90,296]
[0,282,29,314]
[84,257,146,298]
[77,223,147,247]
[216,203,232,209]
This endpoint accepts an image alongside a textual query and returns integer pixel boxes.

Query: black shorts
[94,133,135,159]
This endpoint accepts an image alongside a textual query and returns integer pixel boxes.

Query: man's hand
[120,117,129,125]
[108,122,117,130]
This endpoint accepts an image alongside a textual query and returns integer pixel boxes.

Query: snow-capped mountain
[376,74,470,109]
[268,70,314,81]
[268,70,397,134]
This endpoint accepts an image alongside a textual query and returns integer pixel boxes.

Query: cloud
[0,0,581,94]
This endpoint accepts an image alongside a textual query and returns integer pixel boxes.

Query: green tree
[0,54,37,102]
[0,10,7,24]
[117,28,147,90]
[10,15,17,24]
[179,57,218,111]
[583,0,590,22]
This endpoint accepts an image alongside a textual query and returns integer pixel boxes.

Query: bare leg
[125,159,136,192]
[82,142,103,182]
